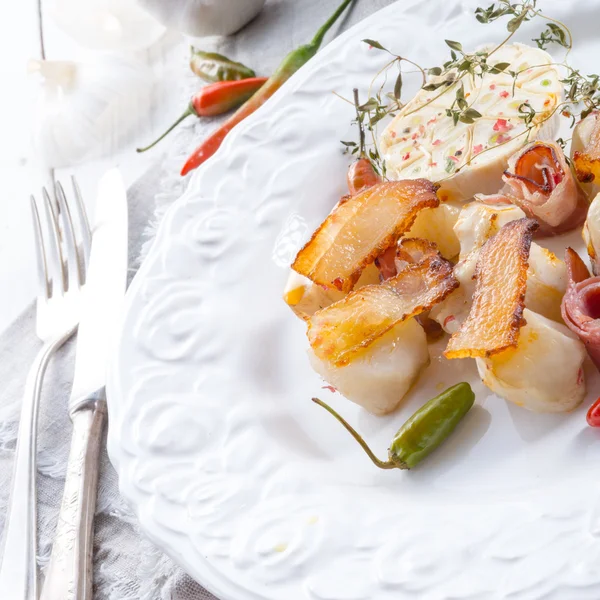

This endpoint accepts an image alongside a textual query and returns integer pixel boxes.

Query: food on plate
[561,247,600,371]
[347,156,381,196]
[404,202,462,259]
[375,237,440,281]
[583,192,600,275]
[525,243,567,322]
[307,253,457,414]
[283,264,379,321]
[432,202,566,330]
[441,217,583,413]
[137,78,268,153]
[374,238,445,339]
[445,218,538,359]
[309,253,457,366]
[282,1,600,452]
[587,397,600,427]
[379,43,562,201]
[180,0,356,175]
[476,308,586,412]
[433,204,526,336]
[312,382,475,470]
[573,110,600,188]
[189,48,256,82]
[309,319,429,416]
[347,89,382,195]
[496,141,587,236]
[454,202,526,259]
[292,180,439,292]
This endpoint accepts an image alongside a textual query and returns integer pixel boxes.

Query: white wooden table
[0,0,184,334]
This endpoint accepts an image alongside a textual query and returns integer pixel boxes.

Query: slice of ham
[561,247,600,371]
[500,141,588,236]
[374,238,444,339]
[374,246,398,281]
[308,253,457,366]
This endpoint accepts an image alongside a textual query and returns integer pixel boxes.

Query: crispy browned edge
[291,179,440,292]
[574,113,600,183]
[308,254,459,366]
[396,237,439,265]
[444,218,539,359]
[574,151,600,184]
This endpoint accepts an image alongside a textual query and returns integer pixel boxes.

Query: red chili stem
[137,77,268,154]
[180,0,355,175]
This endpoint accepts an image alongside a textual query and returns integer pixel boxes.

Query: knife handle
[0,336,70,600]
[40,399,106,600]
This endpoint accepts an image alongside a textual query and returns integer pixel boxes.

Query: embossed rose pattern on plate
[108,1,600,598]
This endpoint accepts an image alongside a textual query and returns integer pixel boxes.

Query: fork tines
[31,178,92,300]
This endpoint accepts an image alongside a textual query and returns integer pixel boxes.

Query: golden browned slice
[444,218,538,359]
[308,254,457,366]
[573,111,600,184]
[292,180,439,292]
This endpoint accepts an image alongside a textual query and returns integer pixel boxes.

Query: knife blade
[69,168,128,409]
[40,168,128,600]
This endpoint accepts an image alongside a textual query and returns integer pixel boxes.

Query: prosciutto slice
[561,247,600,370]
[501,141,588,236]
[477,142,588,236]
[374,238,444,339]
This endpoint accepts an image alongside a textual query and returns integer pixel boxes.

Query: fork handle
[40,397,106,600]
[0,334,72,600]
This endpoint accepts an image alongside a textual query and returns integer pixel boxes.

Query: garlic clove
[29,56,153,168]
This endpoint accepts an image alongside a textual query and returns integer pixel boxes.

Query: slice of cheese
[380,43,562,202]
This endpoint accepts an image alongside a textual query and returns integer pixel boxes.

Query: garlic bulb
[52,0,165,52]
[29,57,152,168]
[138,0,266,37]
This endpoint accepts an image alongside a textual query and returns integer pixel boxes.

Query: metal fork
[0,178,92,600]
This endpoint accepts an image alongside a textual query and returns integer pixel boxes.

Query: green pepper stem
[309,0,354,50]
[312,398,396,470]
[137,106,195,153]
[352,88,366,158]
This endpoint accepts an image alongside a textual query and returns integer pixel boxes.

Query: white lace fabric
[0,1,393,597]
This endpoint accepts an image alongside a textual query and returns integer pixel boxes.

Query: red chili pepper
[181,0,355,175]
[587,397,600,427]
[347,158,380,195]
[137,77,268,153]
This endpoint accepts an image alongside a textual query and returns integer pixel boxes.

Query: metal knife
[40,169,128,600]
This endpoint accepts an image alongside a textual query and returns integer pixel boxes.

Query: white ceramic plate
[107,1,600,598]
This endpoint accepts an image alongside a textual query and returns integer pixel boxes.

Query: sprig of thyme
[341,88,391,176]
[340,40,428,175]
[341,0,592,178]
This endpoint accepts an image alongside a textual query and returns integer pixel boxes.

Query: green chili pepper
[312,382,475,470]
[181,0,356,175]
[190,48,256,82]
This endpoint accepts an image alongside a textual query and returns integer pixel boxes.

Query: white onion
[52,0,165,52]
